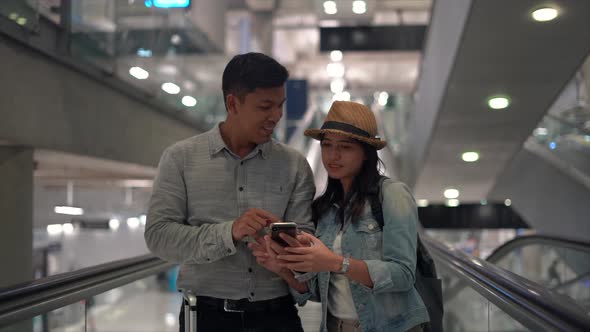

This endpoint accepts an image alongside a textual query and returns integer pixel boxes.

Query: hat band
[320,121,372,138]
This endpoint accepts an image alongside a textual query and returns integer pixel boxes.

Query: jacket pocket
[354,220,383,257]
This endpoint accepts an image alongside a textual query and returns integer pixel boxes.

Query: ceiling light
[417,199,429,207]
[504,199,512,207]
[446,199,460,207]
[62,223,75,234]
[16,17,27,25]
[323,1,337,15]
[109,218,120,230]
[170,34,182,45]
[182,96,197,107]
[352,1,366,14]
[54,206,84,215]
[480,199,488,205]
[326,62,345,77]
[47,224,63,235]
[443,188,460,199]
[532,7,558,22]
[462,151,479,162]
[8,13,18,20]
[330,78,345,93]
[140,215,147,226]
[533,127,548,136]
[378,91,389,106]
[129,66,149,80]
[330,50,343,62]
[127,217,140,229]
[488,96,510,110]
[332,91,351,102]
[162,82,180,94]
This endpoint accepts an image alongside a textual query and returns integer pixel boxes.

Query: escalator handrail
[423,235,590,331]
[486,234,590,263]
[0,254,174,327]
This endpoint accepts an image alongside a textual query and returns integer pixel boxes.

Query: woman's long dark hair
[311,139,384,226]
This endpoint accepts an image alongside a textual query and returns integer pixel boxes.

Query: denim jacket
[292,180,430,332]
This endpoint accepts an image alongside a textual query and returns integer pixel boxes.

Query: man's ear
[226,94,240,115]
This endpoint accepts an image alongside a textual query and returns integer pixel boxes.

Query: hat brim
[304,128,387,150]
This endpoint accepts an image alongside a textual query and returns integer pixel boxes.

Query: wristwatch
[338,254,351,274]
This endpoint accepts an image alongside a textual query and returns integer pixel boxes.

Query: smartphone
[270,222,297,247]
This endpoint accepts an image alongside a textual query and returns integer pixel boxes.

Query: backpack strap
[369,176,438,278]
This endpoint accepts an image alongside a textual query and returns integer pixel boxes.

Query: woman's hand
[277,232,343,273]
[248,237,285,275]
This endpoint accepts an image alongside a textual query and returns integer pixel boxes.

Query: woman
[249,101,429,332]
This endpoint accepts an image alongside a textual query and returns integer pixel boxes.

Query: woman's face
[321,133,366,184]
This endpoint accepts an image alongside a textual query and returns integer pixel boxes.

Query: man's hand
[232,208,279,242]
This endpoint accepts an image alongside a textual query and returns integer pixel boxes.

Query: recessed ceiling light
[443,188,460,199]
[352,0,366,14]
[332,91,351,102]
[504,199,512,206]
[532,7,558,22]
[446,199,460,207]
[462,151,479,162]
[488,96,510,110]
[182,96,197,107]
[162,82,180,94]
[330,78,345,93]
[326,62,345,77]
[323,1,337,15]
[330,50,343,62]
[417,199,429,207]
[129,66,149,80]
[109,218,121,230]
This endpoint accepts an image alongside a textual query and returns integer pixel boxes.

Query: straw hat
[304,101,387,150]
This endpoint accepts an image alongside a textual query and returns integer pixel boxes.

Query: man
[145,52,315,332]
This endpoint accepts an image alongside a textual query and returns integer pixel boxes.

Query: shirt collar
[208,123,271,160]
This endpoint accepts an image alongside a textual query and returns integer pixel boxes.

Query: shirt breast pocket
[354,220,383,258]
[263,181,293,218]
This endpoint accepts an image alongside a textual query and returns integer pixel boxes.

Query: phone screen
[270,222,297,246]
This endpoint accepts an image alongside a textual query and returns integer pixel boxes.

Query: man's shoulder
[165,132,210,156]
[268,140,305,160]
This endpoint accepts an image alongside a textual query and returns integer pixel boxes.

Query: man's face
[229,86,286,145]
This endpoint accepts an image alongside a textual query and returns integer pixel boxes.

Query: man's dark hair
[222,52,289,110]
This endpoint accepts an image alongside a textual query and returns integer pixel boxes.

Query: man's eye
[259,106,272,111]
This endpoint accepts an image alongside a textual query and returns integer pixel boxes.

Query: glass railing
[488,235,590,312]
[0,0,225,131]
[0,255,175,331]
[4,237,590,331]
[422,235,590,331]
[529,111,590,181]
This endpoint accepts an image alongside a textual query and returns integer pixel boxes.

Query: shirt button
[239,187,244,191]
[240,161,244,165]
[250,292,255,296]
[368,224,375,230]
[248,268,253,273]
[227,249,232,253]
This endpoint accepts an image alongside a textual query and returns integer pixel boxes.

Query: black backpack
[368,176,444,332]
